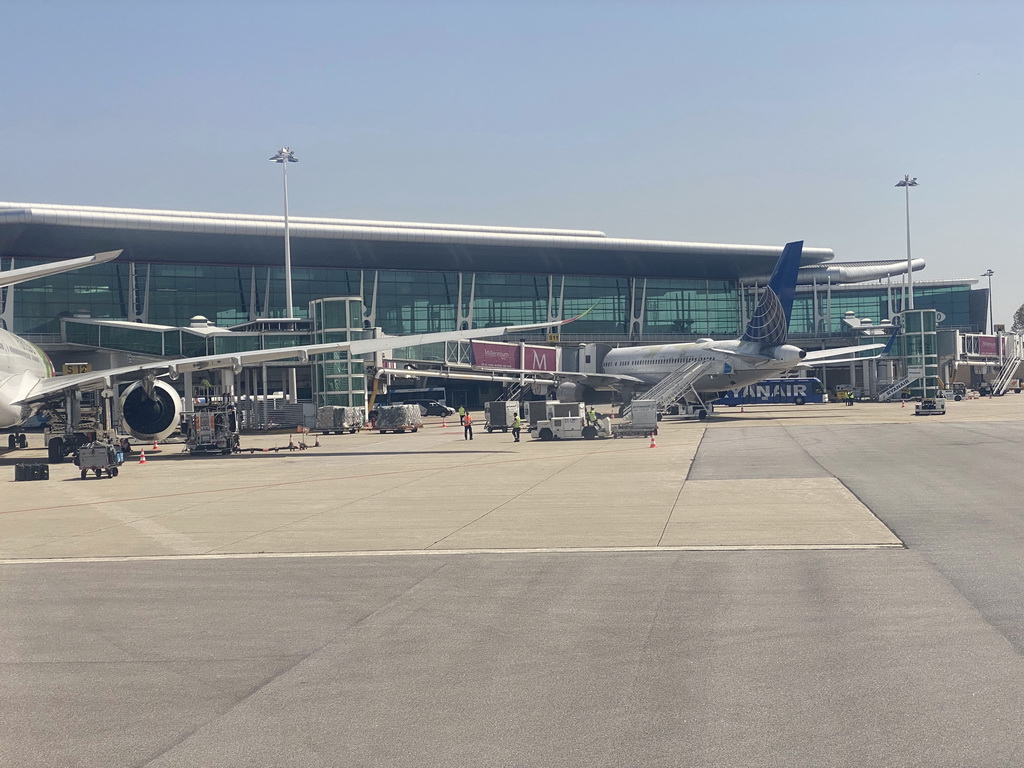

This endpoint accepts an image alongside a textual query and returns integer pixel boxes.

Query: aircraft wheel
[48,437,65,464]
[8,434,16,449]
[18,434,27,448]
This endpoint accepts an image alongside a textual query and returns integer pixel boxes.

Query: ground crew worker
[463,412,474,440]
[511,414,522,442]
[587,407,598,425]
[458,405,466,425]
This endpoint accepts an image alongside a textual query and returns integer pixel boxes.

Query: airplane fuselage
[0,326,52,428]
[602,338,806,393]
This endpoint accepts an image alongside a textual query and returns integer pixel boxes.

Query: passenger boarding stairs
[992,353,1024,395]
[621,360,716,419]
[499,383,527,401]
[878,375,915,402]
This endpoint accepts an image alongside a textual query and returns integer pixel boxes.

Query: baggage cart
[74,442,123,479]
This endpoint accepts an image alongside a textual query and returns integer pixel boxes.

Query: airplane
[0,250,579,461]
[381,241,890,417]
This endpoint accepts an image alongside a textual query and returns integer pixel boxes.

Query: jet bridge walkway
[620,360,717,419]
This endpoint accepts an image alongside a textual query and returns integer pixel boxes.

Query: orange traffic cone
[649,433,657,448]
[901,400,905,408]
[138,449,147,464]
[441,417,447,428]
[740,406,745,413]
[152,440,158,451]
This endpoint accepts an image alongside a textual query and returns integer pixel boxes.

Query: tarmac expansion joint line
[0,542,907,565]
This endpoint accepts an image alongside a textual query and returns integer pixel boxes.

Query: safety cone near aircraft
[152,440,158,451]
[441,416,447,428]
[649,433,657,448]
[138,449,147,464]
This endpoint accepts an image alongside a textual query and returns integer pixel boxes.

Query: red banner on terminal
[978,336,1001,356]
[470,341,557,371]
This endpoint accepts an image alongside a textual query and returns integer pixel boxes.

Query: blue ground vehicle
[718,377,828,406]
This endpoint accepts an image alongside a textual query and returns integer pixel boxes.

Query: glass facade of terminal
[310,297,366,408]
[3,258,982,340]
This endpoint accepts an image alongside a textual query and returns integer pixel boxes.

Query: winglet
[740,241,803,346]
[880,328,899,355]
[0,250,122,289]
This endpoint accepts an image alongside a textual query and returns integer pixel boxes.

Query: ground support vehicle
[938,384,967,401]
[316,406,364,434]
[74,442,123,479]
[531,402,610,441]
[183,404,241,455]
[43,389,105,463]
[484,401,521,433]
[532,415,611,441]
[611,400,659,438]
[374,404,422,433]
[662,402,715,420]
[915,397,946,416]
[524,400,583,429]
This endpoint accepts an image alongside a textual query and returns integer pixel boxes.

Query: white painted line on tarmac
[0,542,905,565]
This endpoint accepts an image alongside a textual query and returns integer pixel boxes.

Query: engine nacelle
[764,344,807,364]
[120,380,183,442]
[556,381,586,403]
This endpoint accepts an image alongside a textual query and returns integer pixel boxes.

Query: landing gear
[7,433,27,449]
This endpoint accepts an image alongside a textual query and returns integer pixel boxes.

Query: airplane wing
[382,366,645,390]
[803,343,887,362]
[0,251,122,288]
[14,317,579,406]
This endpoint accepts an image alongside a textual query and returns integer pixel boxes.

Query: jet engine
[556,381,586,403]
[765,345,807,364]
[120,380,183,442]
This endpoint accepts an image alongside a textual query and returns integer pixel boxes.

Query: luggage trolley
[74,442,124,479]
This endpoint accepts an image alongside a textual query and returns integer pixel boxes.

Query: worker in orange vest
[463,412,474,440]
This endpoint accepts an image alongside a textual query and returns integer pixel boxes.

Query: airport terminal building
[0,201,997,407]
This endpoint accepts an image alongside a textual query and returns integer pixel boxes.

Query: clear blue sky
[6,0,1022,325]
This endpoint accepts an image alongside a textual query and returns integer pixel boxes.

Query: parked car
[407,400,456,417]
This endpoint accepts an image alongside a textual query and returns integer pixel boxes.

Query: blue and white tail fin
[740,240,803,346]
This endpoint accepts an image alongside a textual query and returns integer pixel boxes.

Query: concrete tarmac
[3,396,1024,766]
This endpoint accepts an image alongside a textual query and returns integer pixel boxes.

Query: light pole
[895,175,918,310]
[982,269,994,334]
[270,147,298,319]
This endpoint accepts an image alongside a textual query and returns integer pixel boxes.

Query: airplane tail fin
[0,250,121,290]
[740,240,803,346]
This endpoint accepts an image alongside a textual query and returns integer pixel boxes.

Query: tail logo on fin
[741,241,803,347]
